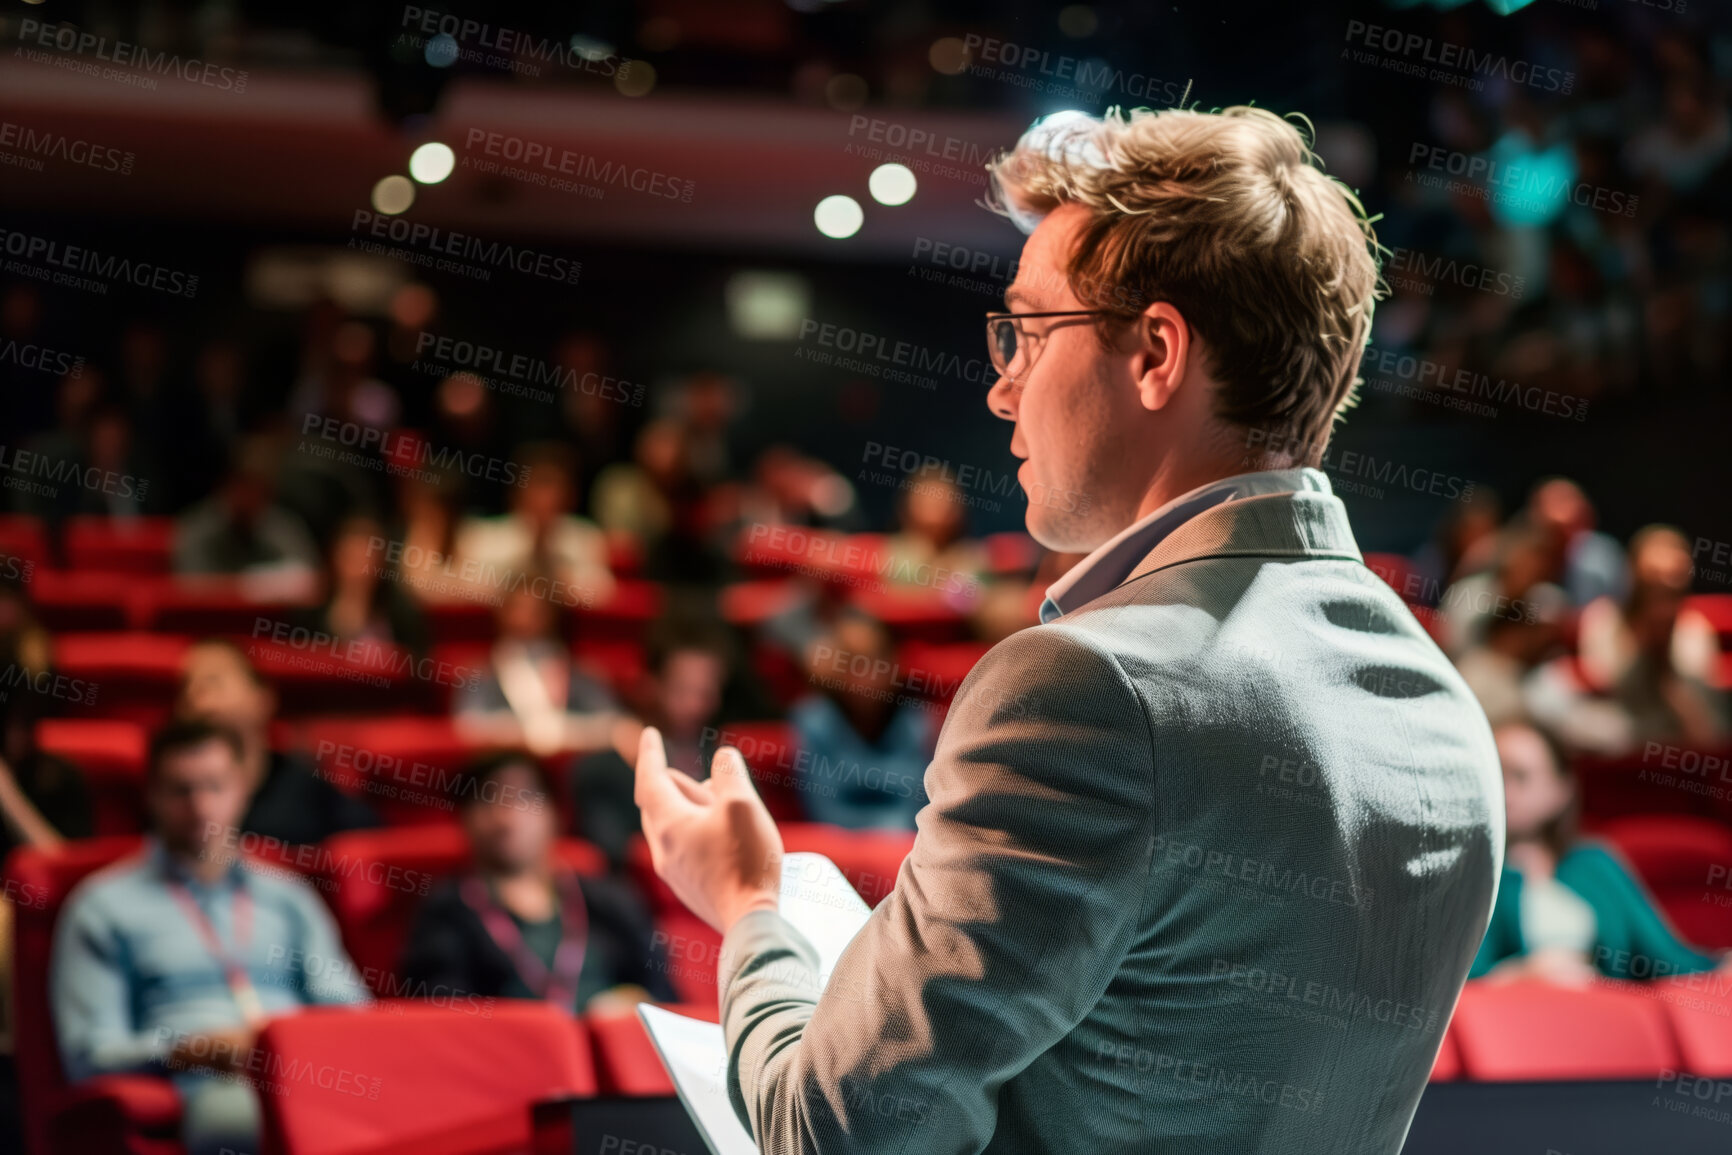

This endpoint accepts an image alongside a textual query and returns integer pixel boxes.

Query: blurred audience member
[1471,722,1728,983]
[174,434,321,598]
[1525,478,1630,607]
[1438,526,1569,660]
[0,586,91,859]
[792,612,932,831]
[455,578,617,755]
[455,442,614,604]
[176,638,380,845]
[401,752,674,1016]
[885,466,988,594]
[570,618,732,867]
[296,514,429,659]
[388,467,467,604]
[593,419,728,585]
[51,720,369,1155]
[1530,526,1728,754]
[1414,488,1504,598]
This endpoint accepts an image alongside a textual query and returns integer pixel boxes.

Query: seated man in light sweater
[51,719,369,1155]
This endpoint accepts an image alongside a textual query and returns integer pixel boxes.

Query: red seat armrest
[53,1073,184,1137]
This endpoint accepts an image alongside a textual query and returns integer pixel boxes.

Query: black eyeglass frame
[984,309,1120,383]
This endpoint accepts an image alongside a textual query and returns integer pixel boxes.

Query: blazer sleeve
[718,625,1155,1153]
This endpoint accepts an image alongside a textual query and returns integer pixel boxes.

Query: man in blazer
[635,106,1503,1153]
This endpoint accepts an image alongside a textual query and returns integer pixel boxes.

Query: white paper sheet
[637,852,876,1155]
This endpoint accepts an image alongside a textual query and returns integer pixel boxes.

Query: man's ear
[1129,302,1192,414]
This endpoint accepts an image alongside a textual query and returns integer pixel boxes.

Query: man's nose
[986,373,1018,421]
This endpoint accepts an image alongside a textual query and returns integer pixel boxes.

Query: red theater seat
[63,516,176,573]
[1573,746,1724,822]
[1595,816,1732,949]
[1429,1025,1463,1082]
[984,531,1040,576]
[779,822,913,909]
[34,718,148,835]
[298,716,472,827]
[30,571,139,632]
[246,636,435,715]
[719,579,800,629]
[254,1001,595,1155]
[897,640,991,705]
[51,632,189,724]
[1659,975,1732,1076]
[2,836,169,1155]
[1362,551,1435,606]
[1685,594,1732,649]
[586,1003,718,1097]
[312,825,606,992]
[141,578,317,636]
[578,579,662,641]
[850,585,969,642]
[1449,980,1680,1081]
[0,514,48,572]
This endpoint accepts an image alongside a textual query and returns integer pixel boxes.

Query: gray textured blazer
[720,486,1504,1153]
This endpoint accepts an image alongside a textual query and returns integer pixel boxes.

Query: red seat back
[3,837,147,1155]
[1658,974,1732,1076]
[30,571,139,633]
[254,1001,595,1155]
[50,633,188,726]
[312,826,606,994]
[34,718,148,836]
[1596,817,1732,949]
[64,516,176,574]
[1449,980,1680,1080]
[0,514,48,572]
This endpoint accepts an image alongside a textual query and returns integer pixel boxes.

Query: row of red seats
[32,628,990,726]
[9,824,1732,1155]
[1,821,902,1155]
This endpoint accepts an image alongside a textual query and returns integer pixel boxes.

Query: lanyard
[166,881,267,1025]
[461,873,590,1010]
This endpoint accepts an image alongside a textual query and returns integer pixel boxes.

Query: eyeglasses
[984,310,1117,383]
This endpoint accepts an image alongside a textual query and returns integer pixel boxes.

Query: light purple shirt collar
[1039,467,1331,623]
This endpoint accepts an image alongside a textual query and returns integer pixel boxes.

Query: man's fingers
[710,746,764,802]
[634,726,694,815]
[668,768,712,805]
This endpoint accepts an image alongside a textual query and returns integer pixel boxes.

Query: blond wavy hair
[986,106,1381,462]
